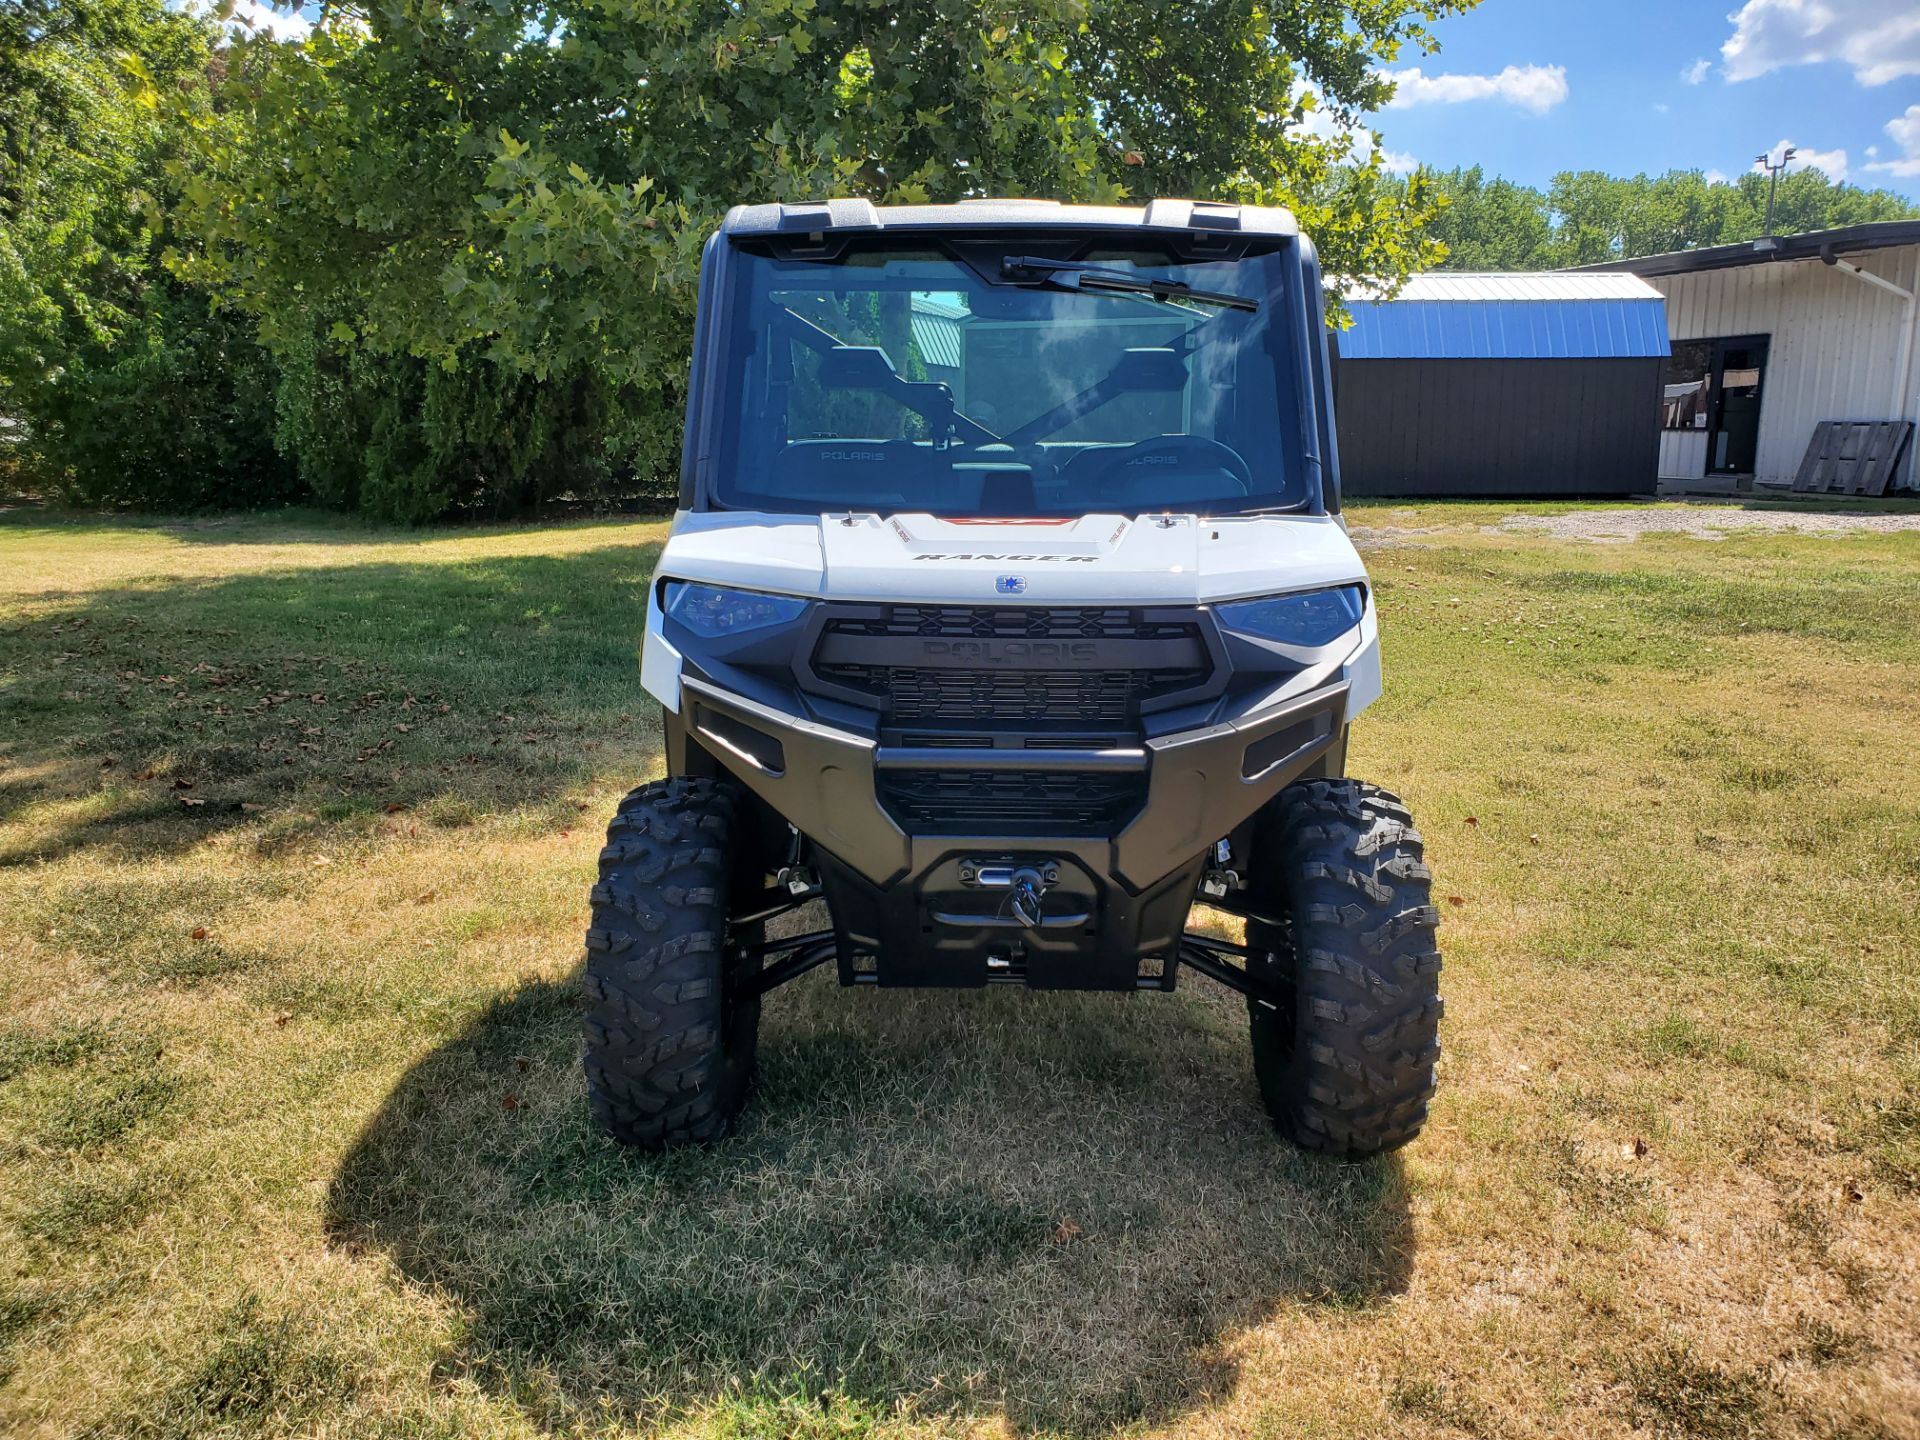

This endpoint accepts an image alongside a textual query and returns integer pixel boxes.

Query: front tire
[582,777,762,1149]
[1246,779,1442,1158]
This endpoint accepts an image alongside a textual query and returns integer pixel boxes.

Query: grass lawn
[1,500,1917,1439]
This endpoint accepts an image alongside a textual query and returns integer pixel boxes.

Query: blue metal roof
[1341,274,1670,361]
[909,295,965,370]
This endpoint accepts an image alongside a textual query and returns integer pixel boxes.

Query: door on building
[1708,335,1768,476]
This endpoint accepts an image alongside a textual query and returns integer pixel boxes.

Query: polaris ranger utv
[585,198,1441,1158]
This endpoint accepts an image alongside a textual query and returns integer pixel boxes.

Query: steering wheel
[1059,434,1254,494]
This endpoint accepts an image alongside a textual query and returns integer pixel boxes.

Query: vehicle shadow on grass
[326,968,1414,1435]
[0,544,661,868]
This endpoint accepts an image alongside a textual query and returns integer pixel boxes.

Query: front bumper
[677,673,1348,989]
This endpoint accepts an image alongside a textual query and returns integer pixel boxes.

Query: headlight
[662,581,809,638]
[1216,585,1366,647]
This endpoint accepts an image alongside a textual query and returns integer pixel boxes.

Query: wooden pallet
[1792,420,1914,496]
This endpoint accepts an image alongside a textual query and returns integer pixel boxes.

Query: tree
[0,0,293,504]
[1419,165,1556,270]
[174,0,1474,518]
[1414,164,1920,272]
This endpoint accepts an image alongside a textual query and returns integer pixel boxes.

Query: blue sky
[1361,0,1920,200]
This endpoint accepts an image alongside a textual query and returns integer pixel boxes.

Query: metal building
[1582,221,1920,493]
[1335,272,1670,497]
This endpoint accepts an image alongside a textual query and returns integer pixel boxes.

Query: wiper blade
[1001,256,1259,312]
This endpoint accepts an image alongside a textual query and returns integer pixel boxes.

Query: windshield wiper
[1001,256,1259,312]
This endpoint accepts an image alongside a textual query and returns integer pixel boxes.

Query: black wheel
[1245,779,1442,1158]
[582,777,763,1149]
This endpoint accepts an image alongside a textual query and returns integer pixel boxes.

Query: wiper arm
[1001,256,1259,312]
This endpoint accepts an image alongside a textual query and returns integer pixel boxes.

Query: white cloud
[1757,138,1850,181]
[201,0,311,39]
[1722,0,1920,87]
[1793,146,1850,180]
[1652,101,1671,114]
[1705,169,1731,184]
[1382,64,1569,115]
[1290,85,1373,157]
[1681,58,1712,84]
[1290,83,1418,174]
[1864,104,1920,176]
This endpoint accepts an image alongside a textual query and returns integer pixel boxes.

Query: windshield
[706,239,1314,518]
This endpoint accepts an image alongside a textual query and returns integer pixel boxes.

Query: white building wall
[1658,429,1708,480]
[1646,243,1920,488]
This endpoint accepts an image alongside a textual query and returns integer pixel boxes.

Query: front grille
[818,664,1196,726]
[812,604,1213,726]
[826,606,1197,641]
[878,769,1145,834]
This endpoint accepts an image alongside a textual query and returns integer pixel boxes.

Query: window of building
[1663,339,1712,431]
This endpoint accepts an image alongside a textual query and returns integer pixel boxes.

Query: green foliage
[30,285,294,510]
[270,325,670,523]
[0,0,295,505]
[168,0,1474,518]
[1420,164,1920,271]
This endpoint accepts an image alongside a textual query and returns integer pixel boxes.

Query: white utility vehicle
[585,199,1442,1157]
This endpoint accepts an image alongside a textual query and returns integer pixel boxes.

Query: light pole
[1755,145,1796,238]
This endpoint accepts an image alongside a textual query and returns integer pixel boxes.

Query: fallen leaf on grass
[1446,895,1465,907]
[190,927,208,940]
[311,855,331,867]
[274,1013,291,1028]
[133,768,156,781]
[178,796,205,808]
[1463,815,1478,827]
[382,801,406,814]
[1051,1218,1081,1245]
[1529,833,1542,845]
[1623,1137,1649,1160]
[240,802,266,813]
[171,778,194,790]
[501,1093,521,1112]
[413,891,435,905]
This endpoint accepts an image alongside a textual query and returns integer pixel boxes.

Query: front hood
[660,511,1366,604]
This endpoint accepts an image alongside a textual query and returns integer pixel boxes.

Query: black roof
[1574,220,1920,278]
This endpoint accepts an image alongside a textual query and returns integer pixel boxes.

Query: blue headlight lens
[663,581,809,639]
[1216,586,1366,647]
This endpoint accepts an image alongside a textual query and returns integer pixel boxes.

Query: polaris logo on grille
[923,641,1097,664]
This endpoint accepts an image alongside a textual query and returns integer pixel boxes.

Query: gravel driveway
[1498,502,1920,543]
